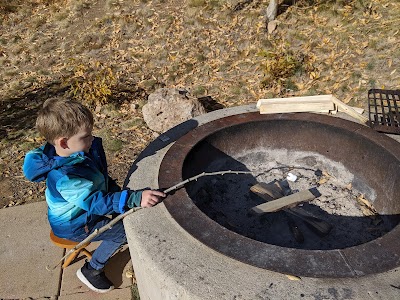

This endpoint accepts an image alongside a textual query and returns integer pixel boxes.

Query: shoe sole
[76,268,114,293]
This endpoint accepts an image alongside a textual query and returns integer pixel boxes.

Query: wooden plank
[250,182,283,200]
[332,96,368,124]
[257,95,365,117]
[250,182,305,243]
[256,95,334,108]
[339,106,364,114]
[250,183,331,235]
[251,188,320,214]
[287,208,332,236]
[259,103,334,114]
[257,95,335,114]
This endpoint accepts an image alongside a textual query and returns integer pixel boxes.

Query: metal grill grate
[368,89,400,134]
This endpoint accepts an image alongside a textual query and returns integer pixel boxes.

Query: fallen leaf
[360,206,375,216]
[318,177,328,185]
[286,274,301,281]
[125,269,136,284]
[356,194,378,216]
[322,171,331,177]
[340,75,350,82]
[343,97,352,104]
[310,72,316,79]
[332,81,340,90]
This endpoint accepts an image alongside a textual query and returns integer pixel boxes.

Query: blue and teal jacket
[23,137,142,239]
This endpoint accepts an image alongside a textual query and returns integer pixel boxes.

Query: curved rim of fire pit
[158,112,400,278]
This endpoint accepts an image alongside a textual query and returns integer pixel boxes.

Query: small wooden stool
[50,230,92,269]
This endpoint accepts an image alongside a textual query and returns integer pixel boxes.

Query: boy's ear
[55,137,69,149]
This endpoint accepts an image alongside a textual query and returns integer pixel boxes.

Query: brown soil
[0,0,399,209]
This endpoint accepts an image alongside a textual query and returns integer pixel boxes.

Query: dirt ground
[0,0,399,209]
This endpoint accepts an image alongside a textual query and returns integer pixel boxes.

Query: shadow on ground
[106,247,131,288]
[0,82,69,140]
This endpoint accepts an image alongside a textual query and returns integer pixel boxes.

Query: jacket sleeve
[56,175,138,215]
[127,191,143,208]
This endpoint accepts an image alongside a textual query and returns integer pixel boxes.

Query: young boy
[23,98,165,293]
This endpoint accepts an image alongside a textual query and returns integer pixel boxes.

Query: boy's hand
[140,190,166,208]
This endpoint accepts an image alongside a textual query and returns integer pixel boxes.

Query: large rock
[142,88,206,133]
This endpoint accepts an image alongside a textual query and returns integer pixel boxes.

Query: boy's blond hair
[36,98,94,144]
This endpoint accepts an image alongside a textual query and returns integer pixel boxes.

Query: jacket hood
[23,142,86,183]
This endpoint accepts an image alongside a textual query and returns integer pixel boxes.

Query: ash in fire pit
[187,147,395,250]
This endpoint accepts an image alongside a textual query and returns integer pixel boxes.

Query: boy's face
[66,126,94,154]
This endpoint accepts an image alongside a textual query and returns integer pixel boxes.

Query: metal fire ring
[158,112,400,278]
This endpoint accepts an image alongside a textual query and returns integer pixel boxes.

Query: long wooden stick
[48,166,317,270]
[163,170,253,193]
[46,207,142,270]
[46,170,253,270]
[48,167,323,270]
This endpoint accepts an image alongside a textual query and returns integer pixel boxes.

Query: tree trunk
[266,0,278,22]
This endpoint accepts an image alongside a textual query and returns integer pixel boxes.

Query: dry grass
[1,0,399,115]
[1,0,398,108]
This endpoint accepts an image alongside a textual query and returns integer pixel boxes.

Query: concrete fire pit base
[124,105,400,300]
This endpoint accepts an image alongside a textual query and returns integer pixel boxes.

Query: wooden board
[250,182,283,200]
[250,182,305,242]
[251,188,319,214]
[250,183,331,235]
[331,96,369,124]
[257,95,335,114]
[339,106,364,114]
[257,95,366,122]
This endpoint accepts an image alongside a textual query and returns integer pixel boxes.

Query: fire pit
[159,112,400,278]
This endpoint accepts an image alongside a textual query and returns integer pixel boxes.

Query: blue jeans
[70,217,127,270]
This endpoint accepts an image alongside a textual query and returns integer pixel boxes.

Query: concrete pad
[58,286,131,300]
[0,201,63,299]
[59,243,133,299]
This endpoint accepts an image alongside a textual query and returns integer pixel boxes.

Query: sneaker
[76,262,114,293]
